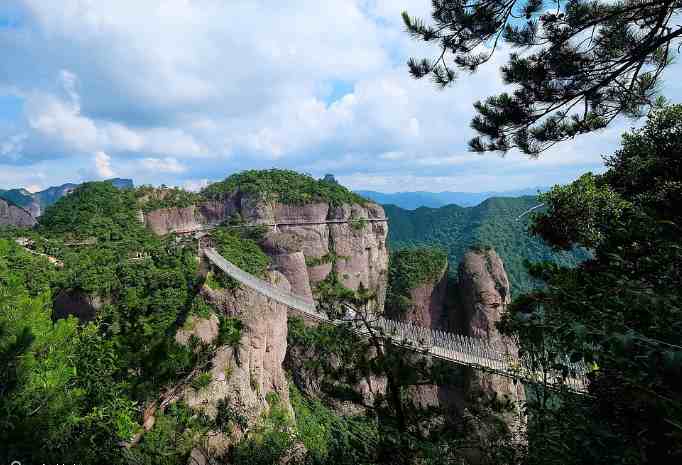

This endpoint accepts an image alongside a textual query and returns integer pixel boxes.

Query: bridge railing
[203,247,589,392]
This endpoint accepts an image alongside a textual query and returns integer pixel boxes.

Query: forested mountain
[0,178,133,217]
[384,196,589,295]
[355,187,547,209]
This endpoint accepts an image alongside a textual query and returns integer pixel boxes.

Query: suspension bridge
[202,247,590,393]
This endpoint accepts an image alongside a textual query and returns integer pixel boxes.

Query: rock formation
[456,248,525,436]
[176,270,293,458]
[456,248,510,342]
[389,260,450,330]
[145,192,389,306]
[0,198,36,229]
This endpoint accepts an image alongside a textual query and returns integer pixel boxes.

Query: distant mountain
[384,196,589,296]
[0,178,133,217]
[355,187,548,209]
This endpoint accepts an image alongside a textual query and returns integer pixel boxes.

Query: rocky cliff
[175,271,293,459]
[145,192,389,307]
[456,248,511,341]
[456,248,525,435]
[0,198,36,228]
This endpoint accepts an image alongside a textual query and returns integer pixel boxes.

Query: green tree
[500,103,682,464]
[403,0,682,154]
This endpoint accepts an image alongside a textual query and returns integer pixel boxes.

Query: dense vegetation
[201,169,368,206]
[136,185,202,212]
[501,104,682,465]
[0,178,132,215]
[0,182,210,463]
[385,196,589,295]
[385,248,448,315]
[206,226,270,289]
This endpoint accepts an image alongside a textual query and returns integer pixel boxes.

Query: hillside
[0,178,133,217]
[356,187,548,209]
[384,196,590,296]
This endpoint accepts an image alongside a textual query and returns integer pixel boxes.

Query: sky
[0,0,679,193]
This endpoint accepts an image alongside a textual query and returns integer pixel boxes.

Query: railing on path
[173,217,388,235]
[202,248,589,393]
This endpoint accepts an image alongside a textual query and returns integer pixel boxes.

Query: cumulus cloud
[0,0,675,191]
[141,157,186,174]
[94,151,115,178]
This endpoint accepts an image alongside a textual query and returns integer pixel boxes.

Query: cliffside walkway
[203,248,589,393]
[173,217,388,235]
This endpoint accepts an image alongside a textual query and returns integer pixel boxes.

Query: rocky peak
[0,198,36,229]
[455,248,510,342]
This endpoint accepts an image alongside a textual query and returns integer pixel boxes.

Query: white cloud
[182,178,210,192]
[1,0,674,191]
[141,157,186,174]
[94,151,115,178]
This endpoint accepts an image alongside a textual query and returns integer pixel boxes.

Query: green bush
[190,372,213,391]
[385,248,448,315]
[217,316,243,348]
[136,185,201,213]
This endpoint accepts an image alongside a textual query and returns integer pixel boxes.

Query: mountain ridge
[384,196,589,295]
[355,187,549,209]
[0,178,133,217]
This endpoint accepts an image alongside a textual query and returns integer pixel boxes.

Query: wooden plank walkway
[203,248,589,393]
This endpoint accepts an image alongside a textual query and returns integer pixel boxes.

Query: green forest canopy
[384,196,589,296]
[201,169,368,206]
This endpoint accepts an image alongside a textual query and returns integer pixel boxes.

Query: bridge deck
[203,247,588,393]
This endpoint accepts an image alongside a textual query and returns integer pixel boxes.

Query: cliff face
[0,199,36,228]
[176,271,292,457]
[392,261,450,330]
[456,248,525,434]
[145,193,389,305]
[456,248,510,342]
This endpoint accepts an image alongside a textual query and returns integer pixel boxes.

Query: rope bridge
[203,248,589,393]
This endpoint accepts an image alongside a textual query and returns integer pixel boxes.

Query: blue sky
[0,0,678,193]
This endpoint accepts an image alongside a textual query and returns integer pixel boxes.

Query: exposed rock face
[456,249,510,342]
[177,271,292,457]
[456,248,525,433]
[0,199,36,229]
[52,290,108,322]
[144,200,235,235]
[145,193,389,305]
[389,261,450,330]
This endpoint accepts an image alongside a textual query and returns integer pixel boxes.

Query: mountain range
[0,178,133,217]
[384,196,589,296]
[355,187,549,209]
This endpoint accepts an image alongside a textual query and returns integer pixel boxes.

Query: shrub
[190,372,213,391]
[385,248,448,315]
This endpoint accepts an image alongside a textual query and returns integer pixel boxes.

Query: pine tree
[403,0,682,155]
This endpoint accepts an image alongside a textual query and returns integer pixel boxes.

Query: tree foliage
[385,196,589,295]
[201,169,368,206]
[403,0,682,154]
[386,248,448,315]
[500,103,682,464]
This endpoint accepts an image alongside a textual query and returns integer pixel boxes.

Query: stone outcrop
[176,271,292,458]
[456,248,510,342]
[456,248,525,435]
[52,290,108,322]
[143,200,235,235]
[0,198,36,229]
[389,261,450,330]
[145,192,389,306]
